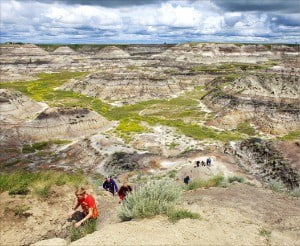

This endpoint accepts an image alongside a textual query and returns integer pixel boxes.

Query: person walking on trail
[196,161,200,167]
[183,175,190,185]
[118,183,132,203]
[206,157,212,166]
[68,187,99,228]
[103,177,118,195]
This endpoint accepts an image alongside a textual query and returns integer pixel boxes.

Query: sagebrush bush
[118,180,182,221]
[228,176,245,183]
[268,180,287,193]
[186,174,224,190]
[289,187,300,197]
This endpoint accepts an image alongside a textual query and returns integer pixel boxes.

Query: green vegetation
[228,176,245,183]
[1,72,245,142]
[118,180,182,221]
[236,122,256,136]
[0,171,86,197]
[5,205,31,217]
[278,130,300,141]
[290,187,300,197]
[168,209,200,223]
[259,227,271,238]
[268,180,287,193]
[70,219,97,242]
[22,140,71,154]
[167,170,177,178]
[185,174,224,190]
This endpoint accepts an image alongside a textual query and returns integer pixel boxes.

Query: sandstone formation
[18,107,110,141]
[229,138,299,190]
[155,43,299,64]
[203,74,300,134]
[52,46,77,55]
[96,46,130,58]
[0,89,46,123]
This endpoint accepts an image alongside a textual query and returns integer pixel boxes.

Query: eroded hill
[0,43,299,245]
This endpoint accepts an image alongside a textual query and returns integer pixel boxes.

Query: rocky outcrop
[203,74,300,134]
[0,89,46,122]
[17,107,110,141]
[229,138,299,190]
[155,43,299,64]
[0,44,48,56]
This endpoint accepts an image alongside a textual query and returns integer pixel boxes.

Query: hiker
[206,157,212,166]
[68,187,99,228]
[196,161,200,167]
[201,160,205,166]
[102,177,118,195]
[118,183,132,203]
[183,175,190,185]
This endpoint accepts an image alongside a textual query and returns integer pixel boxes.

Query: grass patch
[2,72,244,142]
[278,130,300,141]
[185,174,224,190]
[236,122,256,136]
[70,219,97,242]
[22,140,71,153]
[228,176,245,183]
[168,209,200,223]
[118,180,182,221]
[167,170,177,178]
[0,171,86,196]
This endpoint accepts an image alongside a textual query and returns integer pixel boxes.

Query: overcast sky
[0,0,299,44]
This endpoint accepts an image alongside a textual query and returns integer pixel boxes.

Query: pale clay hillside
[0,43,299,246]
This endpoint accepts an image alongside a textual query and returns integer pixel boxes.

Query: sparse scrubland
[0,43,299,245]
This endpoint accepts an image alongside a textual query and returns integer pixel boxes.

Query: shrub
[168,209,200,223]
[32,182,51,198]
[289,187,300,197]
[118,180,182,221]
[8,186,30,195]
[70,219,97,242]
[12,206,31,217]
[259,227,271,237]
[268,180,287,193]
[186,174,224,190]
[228,176,245,183]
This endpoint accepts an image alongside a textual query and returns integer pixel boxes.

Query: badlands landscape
[0,42,300,245]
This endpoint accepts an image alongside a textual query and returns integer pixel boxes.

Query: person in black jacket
[183,176,190,185]
[102,177,118,195]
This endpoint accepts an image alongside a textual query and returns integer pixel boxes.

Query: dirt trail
[69,184,300,246]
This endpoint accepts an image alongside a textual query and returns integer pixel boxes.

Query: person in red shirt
[68,187,99,228]
[118,183,132,203]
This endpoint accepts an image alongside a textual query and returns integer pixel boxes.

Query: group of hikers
[195,157,212,168]
[184,158,213,185]
[68,177,132,228]
[69,158,213,227]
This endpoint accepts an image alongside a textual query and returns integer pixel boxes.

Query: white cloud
[0,0,299,43]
